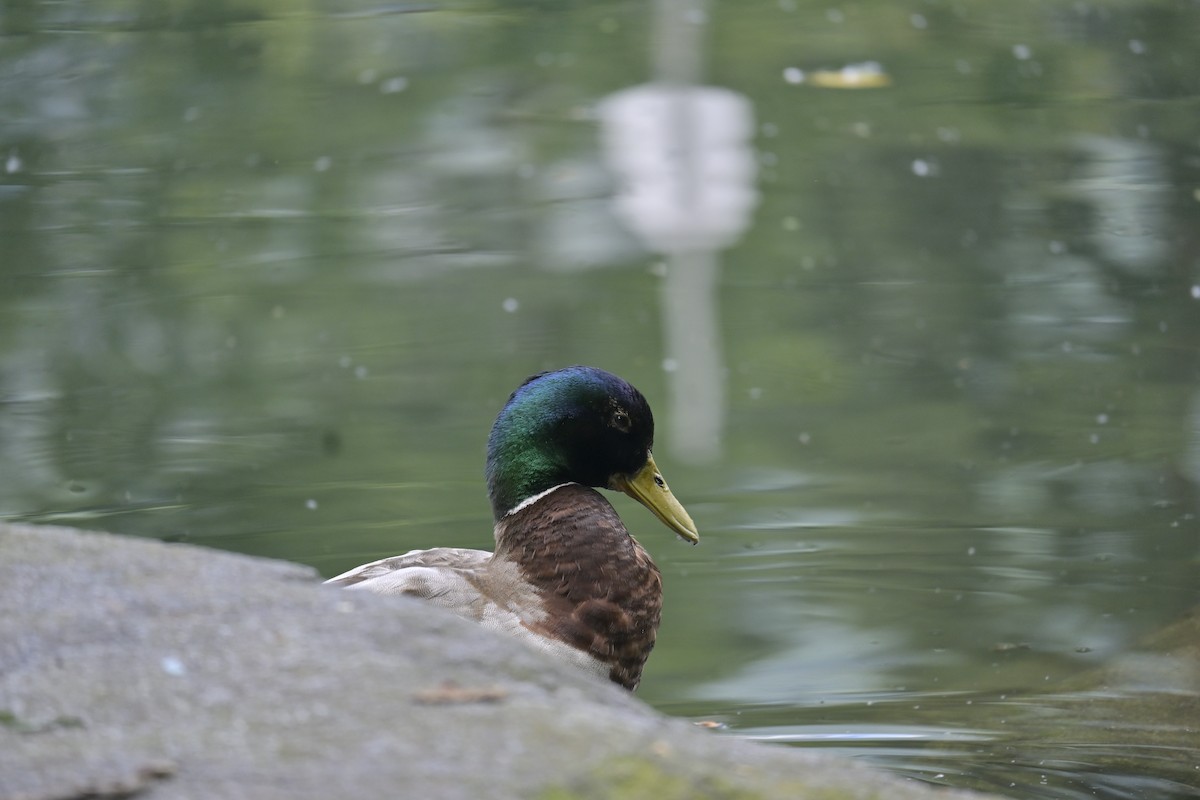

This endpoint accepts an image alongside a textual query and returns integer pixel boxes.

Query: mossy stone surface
[0,523,998,800]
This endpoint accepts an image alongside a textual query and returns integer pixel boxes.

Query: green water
[2,2,1199,797]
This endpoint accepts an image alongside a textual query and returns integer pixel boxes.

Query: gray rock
[0,523,997,800]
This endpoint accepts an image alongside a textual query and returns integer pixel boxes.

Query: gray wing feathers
[324,547,491,587]
[323,548,505,622]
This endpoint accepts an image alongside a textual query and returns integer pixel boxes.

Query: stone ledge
[0,523,998,800]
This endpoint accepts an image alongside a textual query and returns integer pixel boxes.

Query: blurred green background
[2,1,1199,797]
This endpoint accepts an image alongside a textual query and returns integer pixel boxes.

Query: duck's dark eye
[610,408,631,432]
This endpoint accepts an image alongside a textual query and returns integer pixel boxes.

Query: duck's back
[325,547,496,614]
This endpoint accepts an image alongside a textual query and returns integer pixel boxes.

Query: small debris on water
[783,61,890,89]
[694,719,727,730]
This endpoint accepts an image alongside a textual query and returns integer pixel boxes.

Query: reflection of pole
[657,0,704,263]
[663,251,723,462]
[658,0,716,463]
[599,0,757,464]
[653,0,706,85]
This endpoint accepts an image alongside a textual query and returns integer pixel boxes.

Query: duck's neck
[485,449,569,521]
[485,404,573,520]
[502,483,575,519]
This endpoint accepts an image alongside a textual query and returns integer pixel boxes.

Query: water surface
[3,2,1199,797]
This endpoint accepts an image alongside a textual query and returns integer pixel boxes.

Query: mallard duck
[325,366,699,690]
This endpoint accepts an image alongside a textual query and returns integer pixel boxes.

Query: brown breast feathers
[493,484,663,690]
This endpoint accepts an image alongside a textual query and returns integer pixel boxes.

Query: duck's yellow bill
[610,453,700,544]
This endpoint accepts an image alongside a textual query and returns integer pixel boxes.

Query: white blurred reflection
[598,0,759,463]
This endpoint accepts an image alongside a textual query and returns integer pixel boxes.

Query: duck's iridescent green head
[485,366,698,543]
